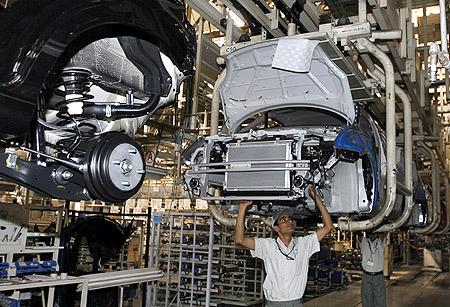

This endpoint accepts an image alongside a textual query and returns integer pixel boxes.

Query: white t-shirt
[360,237,384,273]
[250,233,320,301]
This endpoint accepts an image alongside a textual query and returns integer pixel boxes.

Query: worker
[235,185,334,306]
[360,233,386,307]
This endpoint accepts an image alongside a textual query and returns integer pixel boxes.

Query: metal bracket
[266,8,279,30]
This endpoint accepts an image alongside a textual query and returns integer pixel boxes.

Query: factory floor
[305,265,450,307]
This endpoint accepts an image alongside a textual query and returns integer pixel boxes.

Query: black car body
[0,0,195,202]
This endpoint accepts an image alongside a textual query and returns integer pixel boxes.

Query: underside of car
[185,121,378,217]
[0,0,195,203]
[183,35,428,229]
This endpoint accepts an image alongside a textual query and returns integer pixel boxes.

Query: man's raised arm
[308,185,334,241]
[234,201,256,250]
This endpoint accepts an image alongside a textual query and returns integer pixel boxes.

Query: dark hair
[272,208,295,227]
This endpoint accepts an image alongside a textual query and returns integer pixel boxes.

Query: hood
[220,37,355,132]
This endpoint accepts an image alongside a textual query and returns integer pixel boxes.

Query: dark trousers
[361,272,387,307]
[265,299,303,307]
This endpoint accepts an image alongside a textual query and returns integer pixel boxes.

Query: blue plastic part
[27,261,40,267]
[335,125,379,209]
[41,260,58,268]
[10,260,58,276]
[153,215,161,223]
[15,261,40,269]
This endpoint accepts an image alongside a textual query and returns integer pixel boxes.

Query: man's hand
[308,184,320,202]
[240,200,253,209]
[308,184,334,241]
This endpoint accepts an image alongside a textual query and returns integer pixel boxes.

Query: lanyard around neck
[275,238,296,260]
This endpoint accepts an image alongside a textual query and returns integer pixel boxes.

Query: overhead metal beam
[301,1,320,32]
[185,0,244,41]
[237,0,285,37]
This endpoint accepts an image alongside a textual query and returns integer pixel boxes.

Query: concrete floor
[305,265,450,307]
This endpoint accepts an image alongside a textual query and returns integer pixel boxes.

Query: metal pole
[151,217,162,306]
[165,215,174,306]
[440,0,448,52]
[189,215,197,307]
[210,69,227,136]
[190,18,204,130]
[358,0,367,22]
[144,209,153,307]
[177,214,185,307]
[205,215,214,306]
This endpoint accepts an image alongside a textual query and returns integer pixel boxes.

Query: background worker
[360,233,386,307]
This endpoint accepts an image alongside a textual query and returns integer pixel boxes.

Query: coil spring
[54,68,94,119]
[52,68,97,154]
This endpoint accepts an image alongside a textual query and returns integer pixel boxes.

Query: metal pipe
[208,200,236,227]
[82,94,160,120]
[427,154,441,233]
[429,0,450,81]
[413,135,440,141]
[371,30,402,41]
[189,215,197,306]
[396,181,413,196]
[338,38,397,231]
[288,23,297,36]
[410,141,441,234]
[358,0,367,22]
[210,69,227,135]
[190,18,204,130]
[226,16,234,47]
[440,0,449,54]
[176,214,184,307]
[208,197,272,227]
[141,209,151,307]
[439,0,450,71]
[164,215,173,306]
[435,180,450,234]
[205,216,214,306]
[364,66,413,231]
[429,43,440,82]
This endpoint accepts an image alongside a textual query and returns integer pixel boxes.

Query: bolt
[62,171,73,180]
[136,169,146,175]
[120,160,133,174]
[128,148,137,155]
[113,159,121,165]
[121,181,131,187]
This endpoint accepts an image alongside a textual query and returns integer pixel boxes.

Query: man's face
[274,213,296,235]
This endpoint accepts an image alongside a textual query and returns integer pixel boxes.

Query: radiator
[224,140,292,192]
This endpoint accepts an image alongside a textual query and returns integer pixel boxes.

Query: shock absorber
[58,68,92,117]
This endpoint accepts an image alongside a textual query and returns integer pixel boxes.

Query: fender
[334,125,379,209]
